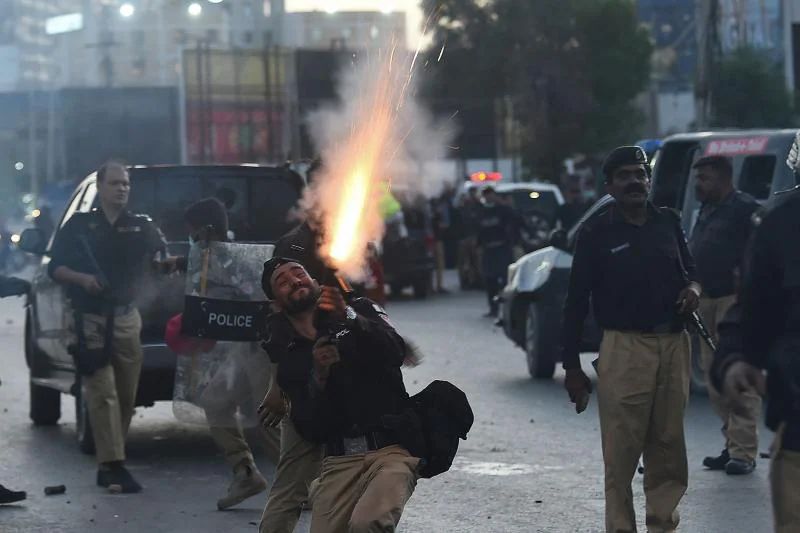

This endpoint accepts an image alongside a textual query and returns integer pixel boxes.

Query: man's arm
[561,226,594,370]
[671,211,701,293]
[336,299,408,368]
[739,209,784,368]
[47,217,94,288]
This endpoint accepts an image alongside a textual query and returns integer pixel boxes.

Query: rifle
[77,235,112,295]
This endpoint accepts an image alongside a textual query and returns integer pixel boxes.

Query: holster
[69,307,116,377]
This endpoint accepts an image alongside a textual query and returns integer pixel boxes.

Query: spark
[437,43,446,62]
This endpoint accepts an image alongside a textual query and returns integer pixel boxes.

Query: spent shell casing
[44,485,66,495]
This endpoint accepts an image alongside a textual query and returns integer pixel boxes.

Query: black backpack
[406,380,474,479]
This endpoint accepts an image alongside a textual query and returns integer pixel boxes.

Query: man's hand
[257,387,286,429]
[564,368,593,414]
[312,336,340,386]
[79,274,104,295]
[318,286,347,322]
[723,360,766,415]
[676,284,701,314]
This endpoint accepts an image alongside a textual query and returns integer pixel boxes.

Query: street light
[208,0,224,4]
[119,2,135,17]
[14,162,24,171]
[188,2,203,16]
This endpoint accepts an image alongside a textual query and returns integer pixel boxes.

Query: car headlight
[10,234,20,244]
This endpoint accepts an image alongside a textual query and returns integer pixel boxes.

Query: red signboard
[187,107,286,164]
[470,171,502,182]
[704,137,768,156]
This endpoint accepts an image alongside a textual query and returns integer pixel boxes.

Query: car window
[739,155,776,200]
[58,184,87,229]
[501,189,560,221]
[650,141,698,209]
[124,169,302,243]
[79,182,97,212]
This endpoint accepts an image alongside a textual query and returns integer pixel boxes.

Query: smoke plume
[301,37,455,281]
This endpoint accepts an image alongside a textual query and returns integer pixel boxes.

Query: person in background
[689,155,761,476]
[0,274,32,505]
[556,184,590,231]
[476,186,517,317]
[430,196,449,294]
[456,187,482,289]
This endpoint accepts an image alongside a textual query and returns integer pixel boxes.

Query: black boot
[0,484,26,505]
[97,462,142,493]
[702,449,730,471]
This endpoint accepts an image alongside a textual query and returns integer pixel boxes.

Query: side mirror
[17,228,47,255]
[549,229,568,250]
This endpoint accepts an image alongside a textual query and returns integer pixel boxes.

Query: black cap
[184,198,229,241]
[602,146,648,181]
[692,155,733,178]
[262,256,304,299]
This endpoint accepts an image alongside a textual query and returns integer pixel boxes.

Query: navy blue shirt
[688,190,759,298]
[562,202,698,370]
[48,208,167,313]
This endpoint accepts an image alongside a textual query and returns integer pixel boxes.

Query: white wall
[0,45,20,92]
[656,90,696,135]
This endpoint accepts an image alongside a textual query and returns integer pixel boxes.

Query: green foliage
[711,47,795,128]
[421,0,653,180]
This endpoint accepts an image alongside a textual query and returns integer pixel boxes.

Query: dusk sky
[285,0,427,47]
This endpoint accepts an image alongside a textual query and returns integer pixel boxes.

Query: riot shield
[172,241,274,429]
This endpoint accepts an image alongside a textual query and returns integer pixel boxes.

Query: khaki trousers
[770,423,800,533]
[204,344,277,470]
[81,310,143,464]
[699,295,761,462]
[259,419,323,533]
[309,445,419,533]
[597,330,691,533]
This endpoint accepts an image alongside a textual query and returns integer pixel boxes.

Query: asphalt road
[0,274,775,533]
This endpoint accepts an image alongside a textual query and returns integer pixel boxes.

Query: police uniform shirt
[688,190,759,299]
[561,202,699,370]
[477,203,516,249]
[48,208,168,313]
[261,299,409,444]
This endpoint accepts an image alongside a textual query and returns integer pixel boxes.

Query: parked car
[18,164,304,456]
[459,182,565,254]
[382,201,436,299]
[499,129,800,387]
[497,195,611,379]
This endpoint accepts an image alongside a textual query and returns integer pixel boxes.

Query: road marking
[450,458,565,476]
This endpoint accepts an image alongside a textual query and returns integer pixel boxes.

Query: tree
[420,0,653,180]
[711,47,795,128]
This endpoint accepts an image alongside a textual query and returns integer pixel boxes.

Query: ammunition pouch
[71,308,116,377]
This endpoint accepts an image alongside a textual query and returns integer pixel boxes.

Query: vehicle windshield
[499,189,560,221]
[126,168,303,243]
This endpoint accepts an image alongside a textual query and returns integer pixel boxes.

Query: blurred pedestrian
[561,146,700,533]
[456,187,481,289]
[555,184,590,230]
[689,155,761,475]
[476,186,516,317]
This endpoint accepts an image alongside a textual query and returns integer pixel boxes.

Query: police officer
[261,257,420,533]
[49,161,168,493]
[711,138,800,533]
[688,155,761,475]
[476,186,517,317]
[562,146,701,533]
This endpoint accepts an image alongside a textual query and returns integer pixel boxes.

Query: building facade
[282,11,407,51]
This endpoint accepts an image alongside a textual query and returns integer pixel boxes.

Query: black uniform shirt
[477,203,516,249]
[689,190,759,298]
[48,208,168,313]
[261,298,409,443]
[561,202,698,370]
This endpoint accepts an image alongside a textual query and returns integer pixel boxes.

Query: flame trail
[301,35,453,281]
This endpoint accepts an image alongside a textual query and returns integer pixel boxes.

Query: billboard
[718,0,784,64]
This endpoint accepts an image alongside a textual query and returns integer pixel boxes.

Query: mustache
[623,184,648,194]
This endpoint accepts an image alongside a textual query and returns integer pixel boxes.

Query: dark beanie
[602,146,648,181]
[262,256,301,299]
[184,197,229,241]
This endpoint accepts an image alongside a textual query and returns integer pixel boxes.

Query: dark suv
[21,164,303,454]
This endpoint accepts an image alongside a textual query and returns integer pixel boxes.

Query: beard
[285,285,321,314]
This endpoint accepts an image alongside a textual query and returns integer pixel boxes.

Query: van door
[650,141,700,210]
[35,182,89,369]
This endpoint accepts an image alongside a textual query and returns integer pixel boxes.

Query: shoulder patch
[133,213,154,222]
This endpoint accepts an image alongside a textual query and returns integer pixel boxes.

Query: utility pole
[694,0,718,130]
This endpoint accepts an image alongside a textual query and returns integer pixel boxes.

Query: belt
[625,322,684,335]
[79,304,134,316]
[324,431,397,457]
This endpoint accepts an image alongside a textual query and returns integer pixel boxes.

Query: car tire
[30,378,61,426]
[412,275,430,299]
[75,383,96,455]
[524,302,556,380]
[689,333,708,396]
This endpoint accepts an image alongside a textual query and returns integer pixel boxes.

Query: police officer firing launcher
[48,161,169,494]
[561,146,701,533]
